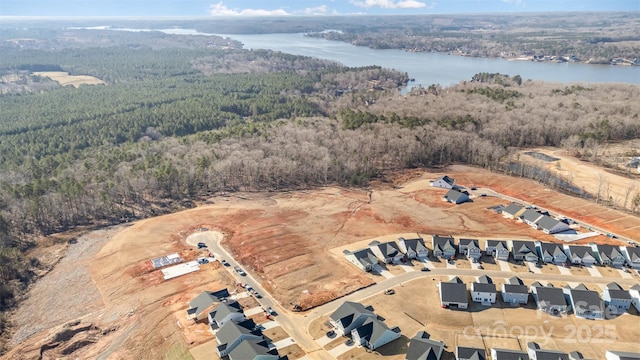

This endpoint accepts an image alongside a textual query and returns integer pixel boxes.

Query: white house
[622,246,640,269]
[537,242,567,264]
[406,331,445,360]
[531,282,568,316]
[459,238,481,260]
[398,237,429,260]
[486,240,509,261]
[442,189,470,204]
[491,348,530,360]
[534,215,571,234]
[527,342,569,360]
[215,319,263,357]
[208,301,245,330]
[439,277,468,309]
[605,350,640,360]
[471,275,496,305]
[564,245,597,266]
[431,175,456,189]
[593,244,626,267]
[519,209,544,226]
[510,240,538,262]
[630,284,640,312]
[351,317,402,350]
[502,202,526,220]
[564,284,605,320]
[330,301,376,335]
[602,282,632,315]
[369,240,404,264]
[502,276,529,305]
[344,248,379,272]
[432,235,456,259]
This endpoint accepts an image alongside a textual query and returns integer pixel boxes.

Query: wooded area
[0,24,638,353]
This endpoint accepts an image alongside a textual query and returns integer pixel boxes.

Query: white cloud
[209,2,290,16]
[304,5,328,15]
[351,0,427,9]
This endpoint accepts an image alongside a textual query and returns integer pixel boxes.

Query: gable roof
[520,209,543,223]
[353,317,398,346]
[536,287,567,307]
[472,276,496,293]
[536,215,565,231]
[539,243,566,258]
[460,238,480,248]
[569,286,603,309]
[457,346,486,360]
[401,237,428,253]
[406,331,444,360]
[512,240,536,254]
[507,276,524,285]
[530,281,544,288]
[351,248,379,268]
[487,240,508,250]
[567,245,596,260]
[492,348,529,360]
[433,235,456,253]
[503,202,525,216]
[443,189,468,203]
[188,289,230,316]
[209,301,243,323]
[435,175,455,186]
[216,319,261,346]
[597,244,624,261]
[504,276,528,294]
[527,342,569,360]
[440,281,468,304]
[630,284,640,292]
[605,350,640,359]
[330,301,374,327]
[626,246,640,262]
[228,339,278,360]
[605,282,631,300]
[373,241,401,257]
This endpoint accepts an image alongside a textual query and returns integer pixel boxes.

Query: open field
[33,71,106,87]
[4,165,639,359]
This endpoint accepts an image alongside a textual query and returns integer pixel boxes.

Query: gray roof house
[186,288,230,321]
[602,282,632,314]
[531,283,568,315]
[398,237,429,260]
[623,246,640,269]
[215,318,263,357]
[502,276,529,305]
[564,245,597,266]
[443,189,470,204]
[471,275,496,305]
[369,240,404,264]
[406,331,444,360]
[605,350,640,360]
[459,238,481,260]
[593,244,626,267]
[527,342,569,360]
[630,284,640,312]
[519,209,544,226]
[351,317,402,351]
[534,215,571,234]
[486,240,509,261]
[330,301,376,335]
[564,284,605,320]
[502,203,526,220]
[510,240,539,262]
[432,235,456,259]
[491,348,530,360]
[457,346,486,360]
[537,242,568,264]
[569,351,595,360]
[344,248,379,272]
[208,301,245,330]
[439,276,468,309]
[431,175,456,189]
[228,339,278,360]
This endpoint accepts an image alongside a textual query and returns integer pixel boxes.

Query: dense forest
[1,23,639,353]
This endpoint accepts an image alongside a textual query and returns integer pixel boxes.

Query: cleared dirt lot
[5,165,639,359]
[33,71,106,87]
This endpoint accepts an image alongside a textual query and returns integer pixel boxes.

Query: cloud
[350,0,428,9]
[304,5,328,15]
[209,2,289,16]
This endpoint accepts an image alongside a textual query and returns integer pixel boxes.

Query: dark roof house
[439,277,468,309]
[457,346,486,360]
[187,289,230,321]
[228,339,278,360]
[406,331,445,360]
[330,301,376,335]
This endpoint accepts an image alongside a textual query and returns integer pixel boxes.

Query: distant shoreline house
[430,175,456,189]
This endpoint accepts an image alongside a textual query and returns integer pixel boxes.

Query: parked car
[266,307,276,316]
[253,292,262,299]
[420,267,430,272]
[477,265,484,269]
[220,259,230,266]
[326,330,336,338]
[235,266,246,276]
[197,242,207,249]
[384,289,395,295]
[197,258,209,264]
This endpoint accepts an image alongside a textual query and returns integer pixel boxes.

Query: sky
[0,0,637,17]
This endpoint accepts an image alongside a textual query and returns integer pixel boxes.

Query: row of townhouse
[502,202,571,234]
[185,289,279,360]
[345,234,639,272]
[438,276,640,318]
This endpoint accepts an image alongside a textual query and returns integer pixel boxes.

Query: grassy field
[34,71,105,87]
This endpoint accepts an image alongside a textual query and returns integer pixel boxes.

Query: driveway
[585,266,602,277]
[497,260,511,272]
[328,342,355,358]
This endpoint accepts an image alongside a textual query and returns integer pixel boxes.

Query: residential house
[630,284,640,312]
[534,215,571,234]
[502,203,526,220]
[406,331,444,360]
[564,245,597,266]
[344,248,379,272]
[622,246,640,269]
[456,346,486,360]
[228,339,279,360]
[491,348,529,360]
[439,276,468,309]
[330,301,376,335]
[519,209,544,227]
[593,244,626,267]
[208,301,244,330]
[431,175,456,189]
[531,283,568,315]
[502,276,529,305]
[605,350,640,360]
[602,282,632,314]
[215,319,263,357]
[186,288,230,321]
[471,275,496,305]
[564,284,605,320]
[569,351,594,360]
[537,242,567,264]
[398,237,429,260]
[443,189,470,204]
[459,238,481,260]
[510,240,539,262]
[526,342,569,360]
[486,240,509,261]
[351,317,402,350]
[432,235,457,259]
[369,240,404,264]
